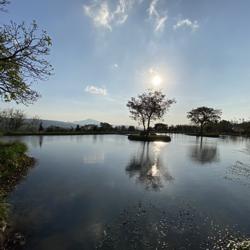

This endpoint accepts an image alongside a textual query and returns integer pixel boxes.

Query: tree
[25,115,41,132]
[217,120,233,134]
[154,123,168,132]
[128,125,135,132]
[75,124,80,131]
[0,108,25,131]
[127,90,175,135]
[100,122,112,131]
[187,106,222,136]
[39,122,44,132]
[0,3,52,104]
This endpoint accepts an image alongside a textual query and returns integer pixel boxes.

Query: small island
[126,90,175,142]
[128,133,171,142]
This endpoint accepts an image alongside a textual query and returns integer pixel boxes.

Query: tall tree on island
[0,1,53,104]
[187,106,222,136]
[127,90,175,135]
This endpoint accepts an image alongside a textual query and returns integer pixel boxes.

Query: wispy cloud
[149,67,158,75]
[84,2,112,30]
[173,19,199,32]
[111,63,119,70]
[85,85,107,96]
[148,0,168,32]
[83,0,140,31]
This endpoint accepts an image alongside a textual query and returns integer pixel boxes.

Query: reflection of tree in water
[190,138,219,165]
[241,142,250,156]
[39,135,43,148]
[29,135,44,148]
[126,142,173,191]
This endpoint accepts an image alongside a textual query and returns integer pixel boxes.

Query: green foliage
[0,142,28,179]
[0,193,8,233]
[0,141,31,240]
[0,108,25,132]
[0,17,53,104]
[0,141,27,155]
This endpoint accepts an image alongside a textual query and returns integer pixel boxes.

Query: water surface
[4,134,250,249]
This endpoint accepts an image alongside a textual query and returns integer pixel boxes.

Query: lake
[4,134,250,249]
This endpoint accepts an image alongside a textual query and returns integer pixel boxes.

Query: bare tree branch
[0,21,53,104]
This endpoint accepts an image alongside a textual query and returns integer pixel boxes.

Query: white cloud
[84,2,112,30]
[85,85,107,96]
[83,0,141,31]
[148,0,158,17]
[173,19,199,32]
[155,16,168,32]
[112,63,119,69]
[149,67,158,75]
[148,0,168,32]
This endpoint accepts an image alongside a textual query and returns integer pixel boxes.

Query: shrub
[0,142,28,180]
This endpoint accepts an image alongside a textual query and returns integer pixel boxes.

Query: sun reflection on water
[126,141,173,191]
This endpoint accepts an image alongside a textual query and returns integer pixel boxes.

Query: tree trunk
[142,120,146,132]
[146,117,151,136]
[200,123,204,137]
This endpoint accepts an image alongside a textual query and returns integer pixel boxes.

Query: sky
[1,0,250,125]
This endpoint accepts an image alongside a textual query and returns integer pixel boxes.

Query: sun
[151,74,162,87]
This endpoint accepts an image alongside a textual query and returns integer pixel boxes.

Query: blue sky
[1,0,250,125]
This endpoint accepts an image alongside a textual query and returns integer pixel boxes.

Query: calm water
[4,134,250,249]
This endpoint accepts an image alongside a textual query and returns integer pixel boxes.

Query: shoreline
[0,142,35,249]
[3,131,250,139]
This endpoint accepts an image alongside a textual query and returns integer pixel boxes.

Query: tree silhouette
[127,90,175,135]
[187,107,221,136]
[39,122,44,132]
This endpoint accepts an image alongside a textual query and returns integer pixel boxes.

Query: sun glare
[151,74,162,87]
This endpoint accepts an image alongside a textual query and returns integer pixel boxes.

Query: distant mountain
[73,119,100,126]
[26,119,76,129]
[26,118,101,128]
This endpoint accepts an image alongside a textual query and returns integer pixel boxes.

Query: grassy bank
[0,141,35,248]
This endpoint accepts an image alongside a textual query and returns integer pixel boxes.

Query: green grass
[0,142,35,190]
[0,192,9,233]
[0,142,29,180]
[0,141,27,156]
[0,141,34,245]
